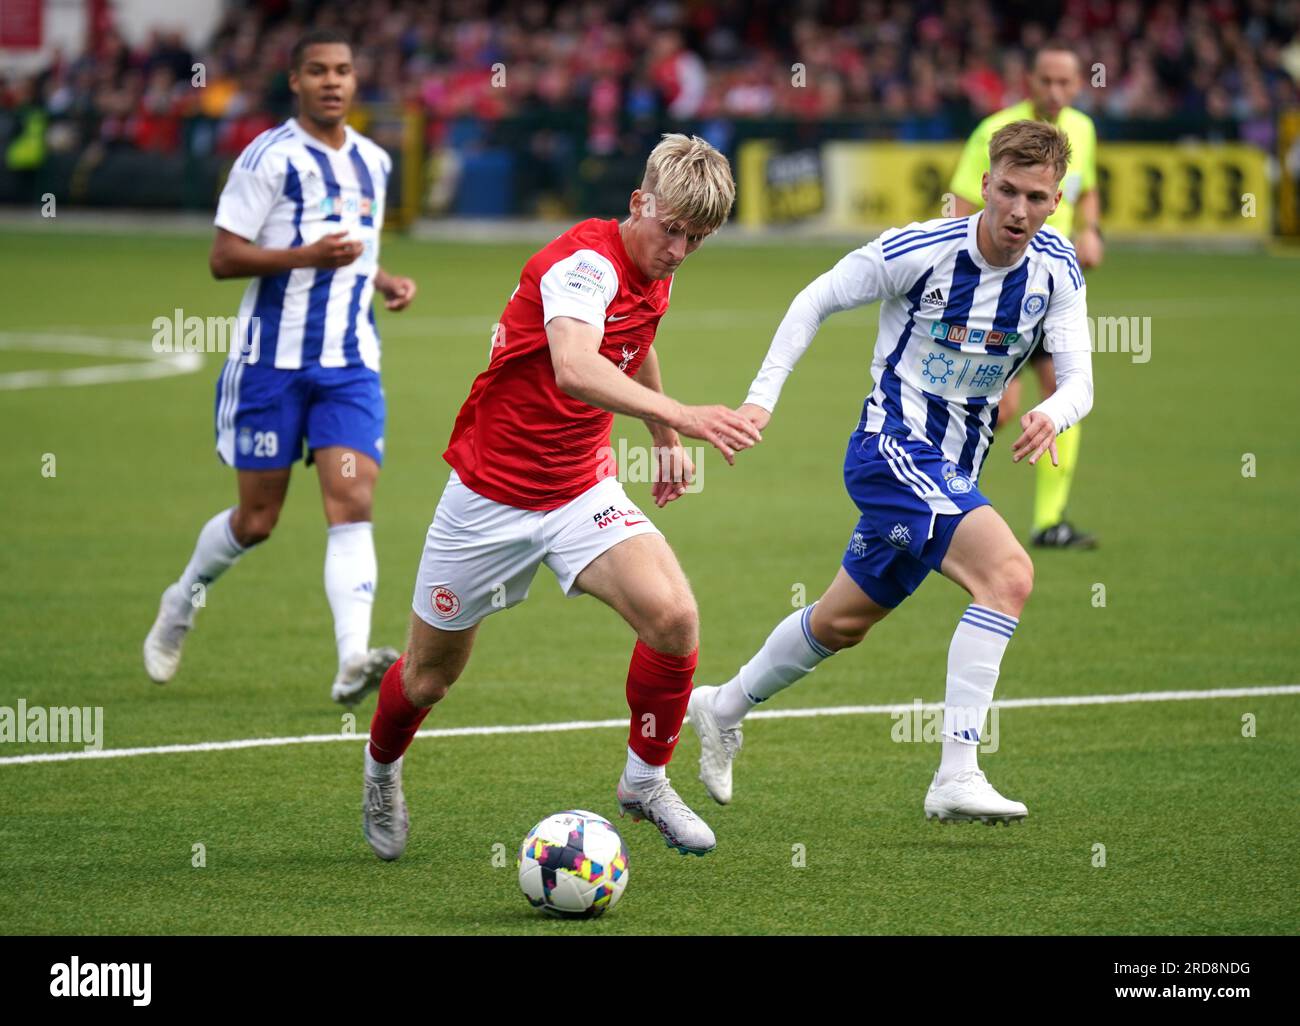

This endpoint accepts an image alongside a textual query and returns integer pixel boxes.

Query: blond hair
[988,120,1072,184]
[640,134,736,235]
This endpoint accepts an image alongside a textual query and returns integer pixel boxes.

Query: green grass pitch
[1,227,1297,934]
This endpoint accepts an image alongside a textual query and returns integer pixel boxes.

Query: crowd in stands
[3,0,1298,164]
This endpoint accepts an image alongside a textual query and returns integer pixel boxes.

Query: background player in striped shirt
[950,44,1103,549]
[689,121,1094,824]
[143,31,417,706]
[361,135,762,861]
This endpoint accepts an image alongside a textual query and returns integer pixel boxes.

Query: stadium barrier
[740,140,1273,239]
[3,104,1288,238]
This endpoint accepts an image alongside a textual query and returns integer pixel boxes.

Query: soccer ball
[517,810,630,918]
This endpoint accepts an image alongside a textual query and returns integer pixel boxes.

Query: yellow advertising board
[1094,144,1269,234]
[742,140,1271,238]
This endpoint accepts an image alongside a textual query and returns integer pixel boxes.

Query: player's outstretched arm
[742,241,894,427]
[632,348,695,507]
[1012,251,1094,465]
[735,403,771,432]
[1011,342,1094,466]
[547,316,761,465]
[374,267,417,311]
[208,228,363,280]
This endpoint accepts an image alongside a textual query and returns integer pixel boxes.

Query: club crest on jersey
[1022,292,1048,318]
[618,345,640,372]
[941,461,973,494]
[237,427,254,456]
[430,586,461,620]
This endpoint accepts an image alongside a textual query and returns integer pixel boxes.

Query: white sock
[713,605,834,729]
[325,521,377,670]
[175,507,247,616]
[938,604,1018,783]
[364,746,400,777]
[623,746,666,787]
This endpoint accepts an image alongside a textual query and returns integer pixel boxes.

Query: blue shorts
[841,431,990,609]
[214,361,386,470]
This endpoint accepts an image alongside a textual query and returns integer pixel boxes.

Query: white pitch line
[745,684,1300,720]
[0,332,203,390]
[1,684,1296,768]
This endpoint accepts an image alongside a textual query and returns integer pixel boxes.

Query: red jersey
[444,218,672,510]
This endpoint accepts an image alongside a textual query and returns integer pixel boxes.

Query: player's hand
[673,404,762,465]
[1011,411,1058,466]
[736,403,772,432]
[1075,227,1104,269]
[303,232,364,269]
[379,275,417,311]
[650,442,695,508]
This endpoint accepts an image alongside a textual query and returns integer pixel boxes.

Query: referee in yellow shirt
[950,45,1103,548]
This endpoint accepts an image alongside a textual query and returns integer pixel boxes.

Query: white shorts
[412,471,662,631]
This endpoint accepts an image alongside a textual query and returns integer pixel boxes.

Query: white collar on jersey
[966,210,1030,273]
[287,116,355,155]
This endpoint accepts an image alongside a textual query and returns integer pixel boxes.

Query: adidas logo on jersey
[920,287,945,307]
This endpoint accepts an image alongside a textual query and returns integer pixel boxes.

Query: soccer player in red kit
[361,135,761,859]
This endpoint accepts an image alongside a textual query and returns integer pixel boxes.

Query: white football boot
[143,583,195,684]
[616,773,717,856]
[362,748,409,861]
[331,646,400,707]
[924,769,1028,825]
[687,685,743,805]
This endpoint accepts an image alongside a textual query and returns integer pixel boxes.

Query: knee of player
[820,612,873,651]
[640,596,699,654]
[231,507,279,546]
[402,658,457,706]
[994,551,1035,611]
[329,498,374,525]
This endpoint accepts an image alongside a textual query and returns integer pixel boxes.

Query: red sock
[368,657,430,763]
[625,640,697,766]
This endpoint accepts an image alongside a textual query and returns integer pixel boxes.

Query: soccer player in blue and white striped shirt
[688,121,1094,824]
[144,31,417,706]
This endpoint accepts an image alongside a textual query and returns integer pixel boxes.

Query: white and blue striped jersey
[746,213,1091,480]
[214,117,391,371]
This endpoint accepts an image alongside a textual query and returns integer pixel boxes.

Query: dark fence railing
[0,106,1265,217]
